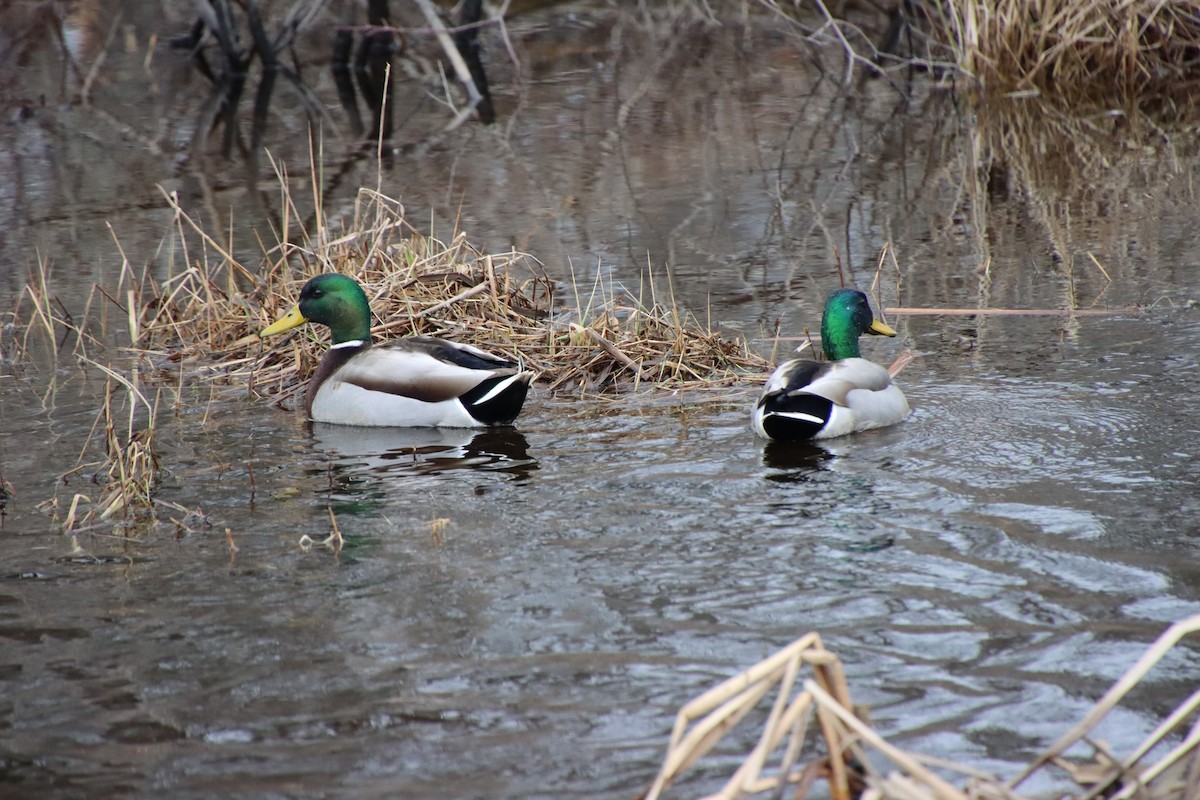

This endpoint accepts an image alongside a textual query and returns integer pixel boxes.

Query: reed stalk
[647,616,1200,800]
[917,0,1200,112]
[130,183,770,406]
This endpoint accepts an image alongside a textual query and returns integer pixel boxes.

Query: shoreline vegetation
[9,180,773,538]
[913,0,1200,113]
[757,0,1200,115]
[154,186,772,404]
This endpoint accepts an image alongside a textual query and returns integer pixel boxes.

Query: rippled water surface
[3,2,1200,798]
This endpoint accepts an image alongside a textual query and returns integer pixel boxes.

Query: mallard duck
[260,274,533,428]
[752,289,910,441]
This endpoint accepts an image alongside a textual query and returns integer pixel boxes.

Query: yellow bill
[868,319,897,337]
[261,305,308,338]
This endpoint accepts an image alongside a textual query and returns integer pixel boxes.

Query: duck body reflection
[311,424,538,483]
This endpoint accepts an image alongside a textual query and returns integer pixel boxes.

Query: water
[3,3,1200,798]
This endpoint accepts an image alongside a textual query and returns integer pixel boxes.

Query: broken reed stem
[326,506,344,549]
[885,306,1138,316]
[572,323,652,383]
[377,281,490,331]
[647,632,852,800]
[1009,615,1200,791]
[807,679,967,800]
[649,616,1200,800]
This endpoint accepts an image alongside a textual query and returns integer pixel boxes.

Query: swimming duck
[260,274,533,428]
[752,289,910,441]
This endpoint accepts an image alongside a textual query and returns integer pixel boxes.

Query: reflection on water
[2,324,1199,798]
[311,423,539,483]
[760,440,831,474]
[303,423,539,523]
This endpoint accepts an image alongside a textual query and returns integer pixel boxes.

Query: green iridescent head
[820,289,896,361]
[261,274,372,345]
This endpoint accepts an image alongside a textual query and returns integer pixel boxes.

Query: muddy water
[3,3,1200,799]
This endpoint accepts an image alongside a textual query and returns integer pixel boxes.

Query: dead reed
[6,253,179,536]
[918,0,1200,112]
[6,175,768,538]
[646,615,1200,800]
[36,363,162,535]
[132,186,770,407]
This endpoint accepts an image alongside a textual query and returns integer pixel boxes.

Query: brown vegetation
[916,0,1200,112]
[646,616,1200,800]
[7,182,770,534]
[138,186,769,408]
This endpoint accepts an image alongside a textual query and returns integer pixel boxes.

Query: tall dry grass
[919,0,1200,111]
[138,184,770,408]
[6,169,771,537]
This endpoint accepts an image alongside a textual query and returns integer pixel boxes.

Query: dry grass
[5,168,770,537]
[918,0,1200,112]
[131,185,770,408]
[646,615,1200,800]
[11,256,177,536]
[752,0,1200,111]
[35,365,163,535]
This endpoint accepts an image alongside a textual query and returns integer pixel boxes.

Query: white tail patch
[774,411,826,425]
[472,373,521,406]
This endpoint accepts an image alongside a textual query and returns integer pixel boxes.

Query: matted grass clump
[6,186,769,535]
[919,0,1200,110]
[141,188,770,406]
